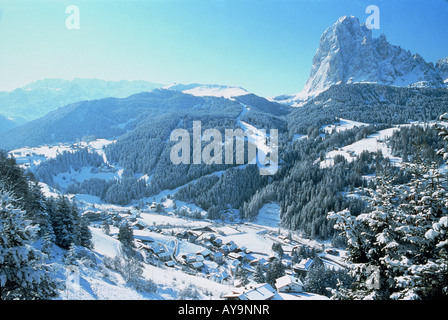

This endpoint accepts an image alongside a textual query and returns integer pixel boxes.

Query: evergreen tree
[118,221,135,252]
[65,242,77,266]
[328,126,448,300]
[50,196,78,249]
[101,220,111,235]
[41,228,54,258]
[78,215,93,249]
[272,242,284,260]
[0,190,60,300]
[265,260,285,287]
[254,263,265,283]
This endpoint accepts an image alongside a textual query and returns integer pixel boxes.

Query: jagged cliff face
[274,16,445,106]
[437,56,448,83]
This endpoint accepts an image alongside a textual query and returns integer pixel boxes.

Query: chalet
[281,259,292,269]
[212,251,224,263]
[189,261,204,270]
[239,252,247,261]
[203,241,214,249]
[181,253,197,264]
[293,258,315,275]
[225,240,238,252]
[186,230,202,243]
[223,283,283,301]
[195,254,205,262]
[157,251,171,262]
[149,243,166,255]
[211,237,223,247]
[208,270,229,283]
[275,275,304,293]
[239,246,249,254]
[228,252,243,261]
[196,248,212,258]
[245,253,258,264]
[249,257,269,267]
[191,226,215,233]
[165,260,176,268]
[175,230,188,239]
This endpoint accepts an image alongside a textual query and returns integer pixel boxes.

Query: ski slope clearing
[319,121,448,168]
[10,139,116,170]
[322,118,369,134]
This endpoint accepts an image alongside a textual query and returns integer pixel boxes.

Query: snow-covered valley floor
[13,138,347,300]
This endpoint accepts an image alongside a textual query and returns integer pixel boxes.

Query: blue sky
[0,0,447,97]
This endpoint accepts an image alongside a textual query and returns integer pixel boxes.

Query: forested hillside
[4,83,448,240]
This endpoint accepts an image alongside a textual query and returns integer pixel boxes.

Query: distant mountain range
[273,16,448,106]
[0,78,162,123]
[0,114,17,134]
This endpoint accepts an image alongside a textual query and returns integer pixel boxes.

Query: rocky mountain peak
[273,16,445,106]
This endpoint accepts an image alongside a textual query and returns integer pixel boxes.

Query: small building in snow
[157,251,171,262]
[223,283,283,301]
[212,251,224,263]
[275,275,304,293]
[293,258,315,275]
[165,260,176,268]
[189,261,204,270]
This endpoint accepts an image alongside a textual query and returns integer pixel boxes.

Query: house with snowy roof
[211,237,223,247]
[156,251,171,262]
[212,251,224,263]
[181,252,197,264]
[208,270,229,283]
[197,248,212,258]
[293,258,314,275]
[190,261,204,270]
[275,275,304,293]
[222,283,283,301]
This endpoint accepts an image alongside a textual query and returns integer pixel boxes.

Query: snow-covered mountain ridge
[163,83,250,99]
[273,16,446,106]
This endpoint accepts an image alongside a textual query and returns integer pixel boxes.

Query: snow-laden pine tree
[50,196,79,249]
[328,174,401,299]
[0,189,60,300]
[328,116,448,300]
[118,220,135,252]
[65,242,78,266]
[254,262,265,283]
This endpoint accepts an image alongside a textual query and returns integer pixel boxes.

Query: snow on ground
[254,203,281,228]
[91,227,122,258]
[322,118,369,134]
[221,231,275,255]
[9,139,116,171]
[320,126,402,168]
[18,139,344,300]
[53,166,120,189]
[38,182,61,198]
[75,227,230,300]
[319,121,448,168]
[279,292,330,300]
[236,103,277,175]
[292,134,307,143]
[164,83,249,99]
[138,212,211,230]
